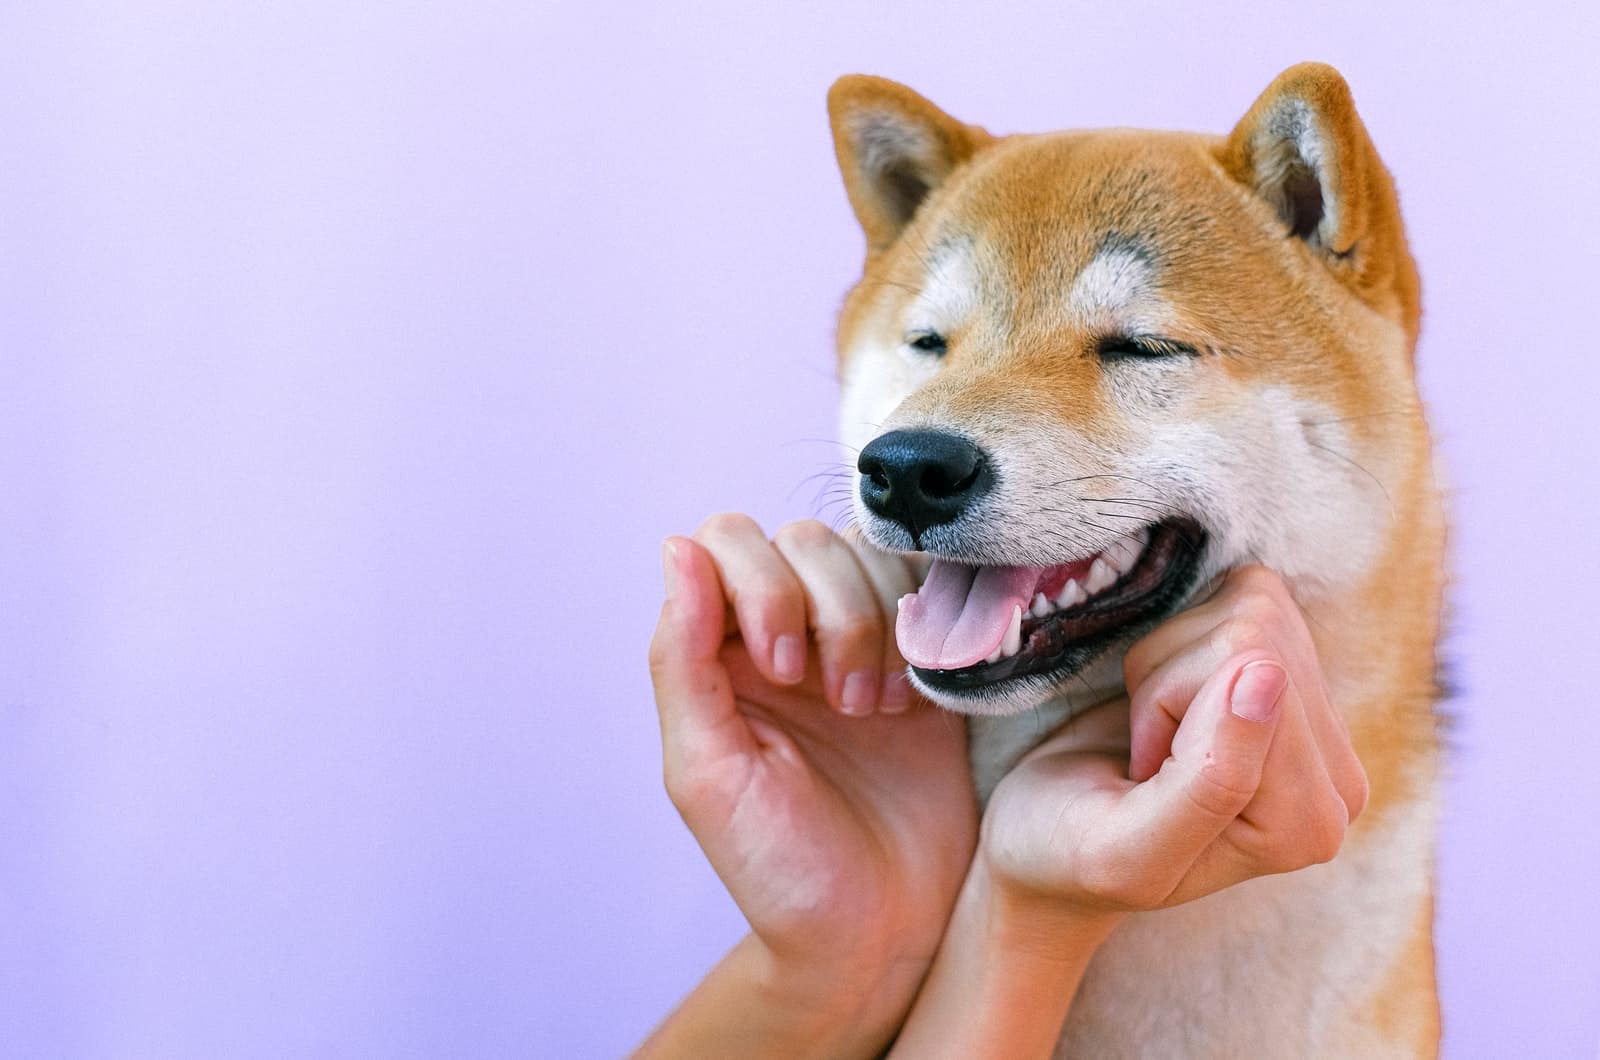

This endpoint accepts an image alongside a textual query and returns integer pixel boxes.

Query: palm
[706,644,976,965]
[982,698,1132,895]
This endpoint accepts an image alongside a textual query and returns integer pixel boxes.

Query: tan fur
[827,64,1443,1054]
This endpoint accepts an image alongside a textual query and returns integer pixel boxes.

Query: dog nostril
[920,461,981,499]
[858,454,892,493]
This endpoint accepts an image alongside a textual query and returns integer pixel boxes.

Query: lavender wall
[4,2,1597,1056]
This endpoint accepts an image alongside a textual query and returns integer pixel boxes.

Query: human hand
[647,516,977,1048]
[980,565,1368,934]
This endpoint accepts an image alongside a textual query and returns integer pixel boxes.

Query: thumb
[1106,653,1287,887]
[649,537,753,781]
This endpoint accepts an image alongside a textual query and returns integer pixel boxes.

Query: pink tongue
[896,560,1040,670]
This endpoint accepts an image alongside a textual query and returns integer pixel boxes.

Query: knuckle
[1122,639,1156,688]
[697,511,760,543]
[1185,757,1258,819]
[661,763,696,813]
[774,518,836,552]
[822,611,880,653]
[730,567,800,617]
[1231,565,1287,599]
[1306,802,1350,864]
[647,639,672,684]
[1214,617,1268,656]
[1346,769,1372,821]
[1075,841,1152,910]
[1232,590,1281,627]
[1271,805,1347,871]
[662,757,723,821]
[744,584,799,629]
[1264,842,1309,874]
[646,617,679,685]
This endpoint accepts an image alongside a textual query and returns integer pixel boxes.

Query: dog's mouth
[897,518,1207,693]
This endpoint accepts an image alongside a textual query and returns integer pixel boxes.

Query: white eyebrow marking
[1068,245,1153,316]
[908,242,978,329]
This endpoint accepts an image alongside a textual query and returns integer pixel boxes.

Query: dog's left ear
[1220,63,1389,257]
[1220,63,1418,339]
[828,76,992,253]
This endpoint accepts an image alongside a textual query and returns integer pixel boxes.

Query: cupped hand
[648,515,977,1016]
[981,565,1368,925]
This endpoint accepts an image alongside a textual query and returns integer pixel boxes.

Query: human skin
[637,517,978,1058]
[639,521,1366,1058]
[892,567,1368,1056]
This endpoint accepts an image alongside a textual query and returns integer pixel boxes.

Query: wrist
[967,855,1123,970]
[887,860,1120,1058]
[749,934,931,1054]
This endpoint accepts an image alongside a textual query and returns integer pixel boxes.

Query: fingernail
[841,671,876,715]
[879,670,913,712]
[1231,660,1287,722]
[773,635,806,684]
[661,539,679,599]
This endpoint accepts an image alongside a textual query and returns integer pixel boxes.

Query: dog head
[829,64,1422,715]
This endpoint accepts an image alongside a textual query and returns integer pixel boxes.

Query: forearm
[889,862,1119,1059]
[636,932,919,1059]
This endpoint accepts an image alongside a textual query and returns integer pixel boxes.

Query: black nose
[857,429,993,540]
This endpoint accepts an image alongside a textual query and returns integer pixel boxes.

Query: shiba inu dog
[829,64,1444,1055]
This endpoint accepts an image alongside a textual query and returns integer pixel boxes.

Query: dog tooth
[1031,592,1052,618]
[985,645,1003,665]
[1086,557,1116,594]
[1055,578,1084,608]
[1002,604,1022,657]
[1125,535,1146,568]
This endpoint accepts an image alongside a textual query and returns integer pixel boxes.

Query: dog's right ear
[1217,62,1420,344]
[827,76,990,253]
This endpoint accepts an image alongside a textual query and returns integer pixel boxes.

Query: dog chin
[906,643,1130,717]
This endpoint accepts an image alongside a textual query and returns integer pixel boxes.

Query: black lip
[912,519,1208,695]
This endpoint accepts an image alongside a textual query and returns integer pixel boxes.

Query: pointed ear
[1219,63,1419,340]
[1219,62,1387,256]
[828,76,991,252]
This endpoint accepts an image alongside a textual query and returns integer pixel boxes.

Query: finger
[773,520,886,715]
[841,528,920,711]
[1221,668,1347,853]
[1166,675,1353,903]
[1125,571,1310,783]
[1156,575,1367,823]
[1127,613,1278,782]
[1121,565,1290,694]
[1127,647,1210,783]
[693,513,809,686]
[1209,570,1366,820]
[1127,619,1364,824]
[1291,668,1370,823]
[649,537,756,801]
[1127,616,1362,888]
[1102,653,1287,897]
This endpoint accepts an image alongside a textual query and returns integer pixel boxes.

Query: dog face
[829,65,1422,716]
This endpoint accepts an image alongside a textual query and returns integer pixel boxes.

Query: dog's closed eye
[1096,334,1199,362]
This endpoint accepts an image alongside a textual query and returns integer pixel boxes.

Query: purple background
[4,2,1597,1056]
